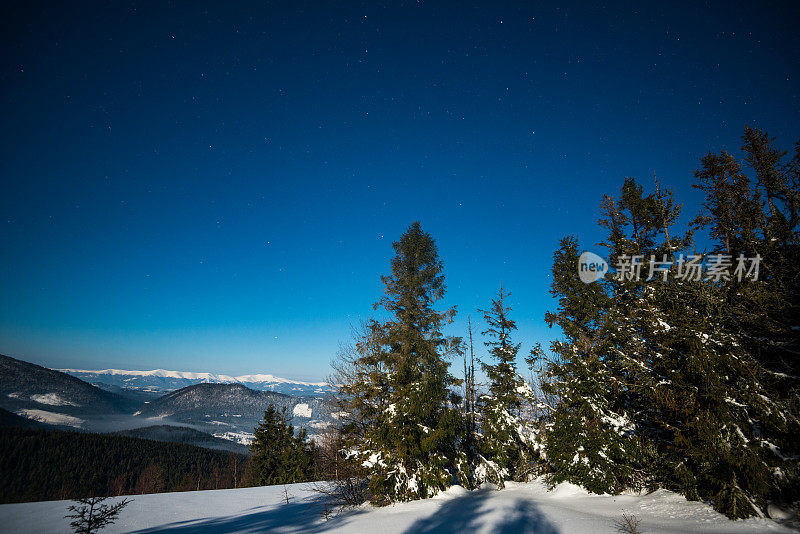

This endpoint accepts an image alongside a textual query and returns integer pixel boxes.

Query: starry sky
[1,2,798,381]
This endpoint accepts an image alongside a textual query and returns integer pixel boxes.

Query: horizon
[54,363,330,385]
[2,2,798,382]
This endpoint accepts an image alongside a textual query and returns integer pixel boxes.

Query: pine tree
[65,496,131,534]
[541,235,635,494]
[475,287,538,485]
[547,160,798,518]
[683,128,800,515]
[250,405,312,486]
[348,222,464,503]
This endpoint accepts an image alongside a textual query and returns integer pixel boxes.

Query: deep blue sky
[1,2,798,381]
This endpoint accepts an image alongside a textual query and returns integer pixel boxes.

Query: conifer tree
[345,222,464,503]
[476,287,538,485]
[541,236,635,494]
[596,174,793,517]
[543,153,799,517]
[685,128,800,515]
[65,496,131,534]
[250,405,312,486]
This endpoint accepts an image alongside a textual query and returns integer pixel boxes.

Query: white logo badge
[578,251,608,284]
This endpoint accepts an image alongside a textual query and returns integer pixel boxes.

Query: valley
[0,354,335,451]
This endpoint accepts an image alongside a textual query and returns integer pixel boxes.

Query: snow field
[0,478,794,533]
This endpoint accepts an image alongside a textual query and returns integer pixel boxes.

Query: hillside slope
[0,354,139,424]
[0,407,46,429]
[113,425,249,454]
[134,383,331,442]
[0,427,243,504]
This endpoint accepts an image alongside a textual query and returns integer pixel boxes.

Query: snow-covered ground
[0,479,794,533]
[29,393,81,407]
[293,402,313,418]
[14,408,84,427]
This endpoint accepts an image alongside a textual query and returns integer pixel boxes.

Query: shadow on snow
[403,487,560,534]
[129,492,365,534]
[129,486,559,534]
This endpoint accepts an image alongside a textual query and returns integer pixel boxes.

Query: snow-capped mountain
[2,356,335,443]
[58,367,332,396]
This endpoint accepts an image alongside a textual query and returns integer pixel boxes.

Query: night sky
[1,2,798,380]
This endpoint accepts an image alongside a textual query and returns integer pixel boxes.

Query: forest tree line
[309,126,799,520]
[0,427,249,503]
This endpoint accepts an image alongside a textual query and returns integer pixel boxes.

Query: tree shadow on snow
[128,488,559,534]
[129,493,366,534]
[404,488,560,534]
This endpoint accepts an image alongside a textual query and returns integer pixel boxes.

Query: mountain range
[1,354,334,451]
[60,367,332,396]
[0,355,140,426]
[133,382,332,445]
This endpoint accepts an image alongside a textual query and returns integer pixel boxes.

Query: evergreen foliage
[0,427,245,504]
[541,127,799,519]
[336,222,464,504]
[542,236,636,494]
[250,404,314,486]
[476,287,540,485]
[65,496,131,534]
[323,130,798,519]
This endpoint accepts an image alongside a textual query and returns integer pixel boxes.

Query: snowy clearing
[0,479,794,533]
[211,430,254,445]
[293,403,312,418]
[14,409,84,428]
[30,392,81,406]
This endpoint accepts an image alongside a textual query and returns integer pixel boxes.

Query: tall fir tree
[541,235,636,494]
[344,222,464,503]
[476,287,538,485]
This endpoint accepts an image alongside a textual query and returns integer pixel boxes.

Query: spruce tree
[545,160,798,518]
[475,287,538,485]
[65,496,131,534]
[250,405,312,486]
[683,128,800,515]
[594,174,789,517]
[346,222,464,503]
[541,235,636,494]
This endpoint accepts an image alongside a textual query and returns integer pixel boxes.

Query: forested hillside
[0,427,247,504]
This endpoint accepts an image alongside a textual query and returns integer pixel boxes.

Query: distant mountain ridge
[60,367,332,396]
